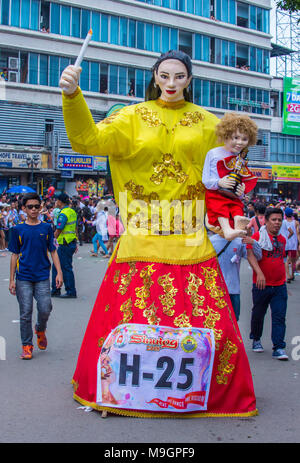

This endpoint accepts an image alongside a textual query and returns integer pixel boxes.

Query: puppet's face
[154,59,192,102]
[224,129,249,154]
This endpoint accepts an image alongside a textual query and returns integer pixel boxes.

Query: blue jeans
[229,294,240,322]
[250,284,287,350]
[16,279,52,346]
[92,233,108,254]
[52,241,77,296]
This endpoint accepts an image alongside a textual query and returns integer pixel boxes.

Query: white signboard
[97,323,215,413]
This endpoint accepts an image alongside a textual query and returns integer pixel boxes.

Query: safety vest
[57,207,77,245]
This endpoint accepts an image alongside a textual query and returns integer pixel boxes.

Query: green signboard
[283,77,300,136]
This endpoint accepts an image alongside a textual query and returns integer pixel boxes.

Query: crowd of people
[0,191,123,256]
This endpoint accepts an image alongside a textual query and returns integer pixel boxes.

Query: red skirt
[72,255,257,418]
[206,189,244,228]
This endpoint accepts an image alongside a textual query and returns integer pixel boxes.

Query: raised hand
[59,65,82,95]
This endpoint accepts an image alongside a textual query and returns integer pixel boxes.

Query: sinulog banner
[283,77,300,136]
[96,323,215,414]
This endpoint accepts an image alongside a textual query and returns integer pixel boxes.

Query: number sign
[96,324,215,413]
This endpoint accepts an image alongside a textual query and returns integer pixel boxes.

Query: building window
[61,5,71,36]
[236,2,248,28]
[11,0,20,27]
[136,69,144,98]
[120,17,128,47]
[30,0,39,30]
[1,0,10,25]
[45,118,54,133]
[236,44,248,68]
[39,53,48,85]
[59,57,69,80]
[49,55,59,87]
[29,52,38,84]
[161,27,170,53]
[179,31,192,56]
[20,52,28,83]
[81,8,90,38]
[128,68,135,96]
[119,66,127,95]
[80,60,89,91]
[91,11,100,42]
[72,7,80,38]
[100,14,109,42]
[90,61,99,92]
[40,0,50,31]
[186,0,194,14]
[136,21,145,49]
[21,0,30,29]
[129,19,136,47]
[145,23,153,51]
[100,63,108,93]
[153,24,161,52]
[50,1,60,34]
[109,64,118,94]
[110,15,119,45]
[202,80,209,106]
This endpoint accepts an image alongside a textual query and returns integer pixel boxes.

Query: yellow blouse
[62,88,220,264]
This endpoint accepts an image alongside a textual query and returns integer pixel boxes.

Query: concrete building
[0,0,298,199]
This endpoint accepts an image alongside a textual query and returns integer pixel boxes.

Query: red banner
[148,391,206,410]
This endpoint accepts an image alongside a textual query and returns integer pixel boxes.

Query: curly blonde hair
[216,112,258,146]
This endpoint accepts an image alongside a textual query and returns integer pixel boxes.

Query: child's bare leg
[218,217,246,240]
[205,214,224,237]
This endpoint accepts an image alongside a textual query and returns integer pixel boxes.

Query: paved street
[0,245,299,444]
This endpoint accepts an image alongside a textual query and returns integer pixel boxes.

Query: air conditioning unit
[8,57,19,70]
[8,71,19,82]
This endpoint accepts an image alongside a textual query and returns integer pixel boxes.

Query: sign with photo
[96,323,215,413]
[0,152,42,169]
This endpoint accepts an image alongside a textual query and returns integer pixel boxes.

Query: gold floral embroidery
[135,106,164,128]
[202,306,223,350]
[100,112,120,124]
[185,272,205,317]
[135,264,156,310]
[157,273,178,316]
[172,111,204,133]
[202,267,218,290]
[216,338,238,385]
[113,270,120,284]
[210,286,227,309]
[104,304,110,312]
[202,267,227,310]
[124,180,159,204]
[150,153,188,185]
[178,181,206,201]
[72,380,79,392]
[119,298,133,324]
[98,337,105,348]
[143,302,161,325]
[117,263,137,295]
[174,311,192,328]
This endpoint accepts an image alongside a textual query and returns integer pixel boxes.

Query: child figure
[202,113,258,241]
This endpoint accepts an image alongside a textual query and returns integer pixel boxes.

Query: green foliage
[276,0,300,14]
